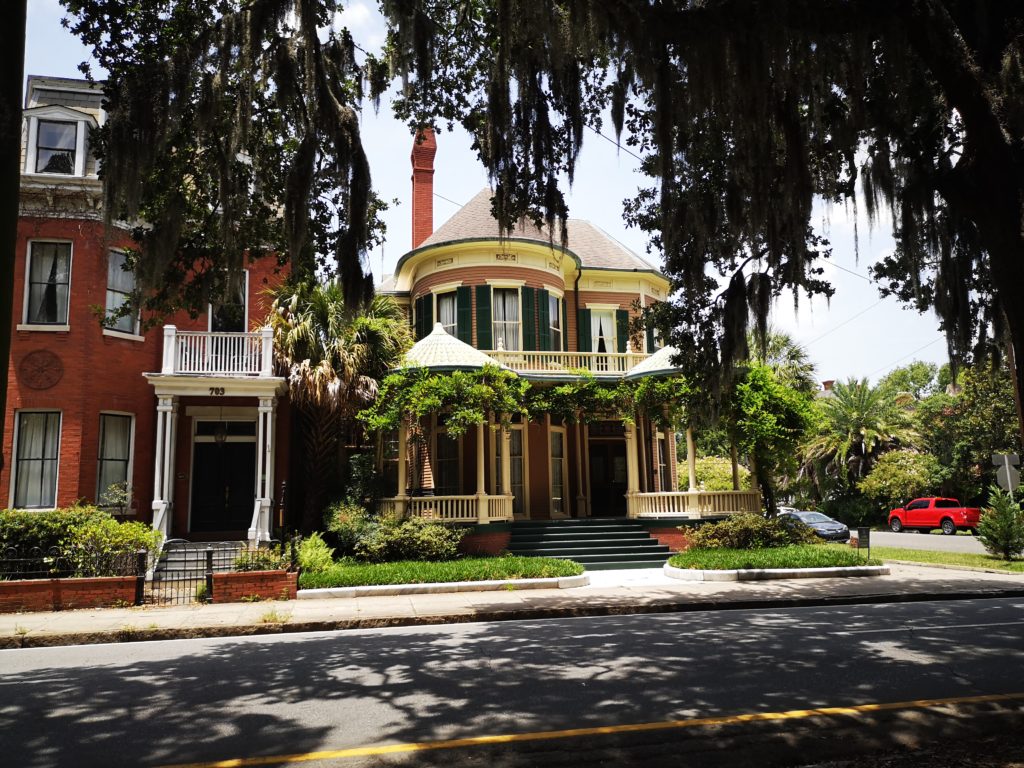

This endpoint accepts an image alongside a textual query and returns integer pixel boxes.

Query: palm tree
[268,281,412,532]
[749,327,818,395]
[802,378,916,491]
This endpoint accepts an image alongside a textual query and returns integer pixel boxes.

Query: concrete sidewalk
[1,563,1022,649]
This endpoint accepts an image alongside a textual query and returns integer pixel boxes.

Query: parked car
[887,497,981,535]
[778,511,851,542]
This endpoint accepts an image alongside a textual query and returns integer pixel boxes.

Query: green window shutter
[456,286,473,344]
[616,309,629,353]
[475,285,492,349]
[423,294,434,336]
[646,324,656,353]
[562,298,569,351]
[414,296,424,340]
[522,287,536,351]
[578,308,592,352]
[537,288,550,351]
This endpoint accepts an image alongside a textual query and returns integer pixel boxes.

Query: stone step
[512,544,672,558]
[508,537,663,550]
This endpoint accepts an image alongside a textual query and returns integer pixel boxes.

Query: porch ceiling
[144,373,288,398]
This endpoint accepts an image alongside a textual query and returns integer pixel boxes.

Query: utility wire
[867,337,945,378]
[805,298,887,346]
[584,124,645,163]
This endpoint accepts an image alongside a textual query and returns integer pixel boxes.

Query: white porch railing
[379,494,514,523]
[486,350,649,376]
[628,490,762,519]
[161,325,274,376]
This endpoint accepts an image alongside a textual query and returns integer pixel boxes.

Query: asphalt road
[1,599,1023,768]
[871,529,987,553]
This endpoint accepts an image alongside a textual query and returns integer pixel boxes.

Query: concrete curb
[664,563,891,582]
[5,586,1024,649]
[298,573,590,599]
[882,559,1024,575]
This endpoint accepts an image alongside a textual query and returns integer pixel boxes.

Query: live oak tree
[383,0,1024,441]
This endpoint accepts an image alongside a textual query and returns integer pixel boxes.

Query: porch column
[249,396,275,543]
[166,398,179,507]
[685,427,698,491]
[160,396,177,503]
[396,421,408,517]
[583,423,592,516]
[476,420,488,524]
[638,415,649,493]
[574,419,585,518]
[151,398,168,538]
[501,420,512,496]
[624,419,639,516]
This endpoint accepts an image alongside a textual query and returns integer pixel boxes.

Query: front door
[588,441,627,517]
[190,442,256,532]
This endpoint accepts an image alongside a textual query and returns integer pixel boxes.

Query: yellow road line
[159,691,1024,768]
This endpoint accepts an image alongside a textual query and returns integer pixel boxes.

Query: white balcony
[485,350,650,376]
[628,490,762,519]
[160,325,274,377]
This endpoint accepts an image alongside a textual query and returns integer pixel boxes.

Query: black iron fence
[1,539,298,606]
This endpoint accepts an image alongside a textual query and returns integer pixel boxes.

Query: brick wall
[458,530,511,556]
[212,570,297,603]
[647,527,691,552]
[0,576,137,612]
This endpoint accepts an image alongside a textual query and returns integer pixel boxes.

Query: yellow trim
[157,691,1024,768]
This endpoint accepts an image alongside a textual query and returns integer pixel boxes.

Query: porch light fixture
[214,407,227,445]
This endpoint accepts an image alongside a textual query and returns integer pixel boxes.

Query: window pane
[36,121,77,174]
[14,412,60,508]
[438,292,457,334]
[28,243,71,324]
[105,251,137,333]
[38,121,76,149]
[211,275,247,332]
[493,289,520,351]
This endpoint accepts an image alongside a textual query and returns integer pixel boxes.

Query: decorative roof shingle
[399,323,512,372]
[419,188,659,272]
[624,345,683,380]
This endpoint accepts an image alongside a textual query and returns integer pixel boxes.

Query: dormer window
[35,121,77,174]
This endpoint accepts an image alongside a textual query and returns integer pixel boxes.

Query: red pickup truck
[888,497,982,535]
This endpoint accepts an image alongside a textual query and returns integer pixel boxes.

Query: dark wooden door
[190,442,256,532]
[588,441,627,517]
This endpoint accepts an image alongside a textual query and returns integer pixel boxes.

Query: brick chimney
[411,128,437,249]
[822,379,835,392]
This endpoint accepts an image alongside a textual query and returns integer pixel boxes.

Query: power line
[805,298,887,346]
[433,191,462,207]
[867,337,945,378]
[584,124,644,163]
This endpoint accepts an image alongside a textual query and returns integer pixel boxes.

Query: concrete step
[512,545,672,558]
[509,532,653,545]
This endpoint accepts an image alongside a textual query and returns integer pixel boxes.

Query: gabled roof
[625,345,683,380]
[398,323,512,372]
[417,188,659,272]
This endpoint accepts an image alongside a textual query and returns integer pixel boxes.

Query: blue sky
[25,0,950,384]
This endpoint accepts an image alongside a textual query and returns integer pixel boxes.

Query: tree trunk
[299,406,339,532]
[0,1,26,473]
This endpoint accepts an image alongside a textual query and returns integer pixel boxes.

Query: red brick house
[2,76,289,543]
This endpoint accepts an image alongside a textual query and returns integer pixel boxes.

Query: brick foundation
[648,527,692,552]
[458,531,512,556]
[212,570,297,603]
[0,576,137,612]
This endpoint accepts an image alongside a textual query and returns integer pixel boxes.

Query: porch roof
[398,323,513,373]
[624,345,683,380]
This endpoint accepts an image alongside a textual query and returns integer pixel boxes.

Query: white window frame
[103,250,141,337]
[23,106,95,178]
[548,422,567,518]
[96,411,135,508]
[435,290,458,337]
[491,286,522,352]
[548,292,563,351]
[10,410,62,510]
[20,239,73,330]
[207,269,250,332]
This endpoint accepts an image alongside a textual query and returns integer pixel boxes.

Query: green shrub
[858,450,946,513]
[354,518,465,563]
[234,546,289,571]
[297,532,335,573]
[0,505,111,551]
[686,513,819,550]
[978,486,1024,561]
[65,515,162,575]
[323,501,373,556]
[343,451,386,508]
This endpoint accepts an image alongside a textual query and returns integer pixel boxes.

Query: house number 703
[209,387,226,396]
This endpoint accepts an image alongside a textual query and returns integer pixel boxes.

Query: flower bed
[669,544,879,571]
[299,556,583,589]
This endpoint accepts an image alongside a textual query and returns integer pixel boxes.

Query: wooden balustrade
[377,494,515,523]
[628,490,762,519]
[161,326,274,376]
[486,350,649,376]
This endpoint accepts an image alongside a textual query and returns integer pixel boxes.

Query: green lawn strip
[871,546,1024,572]
[669,544,879,571]
[299,555,584,589]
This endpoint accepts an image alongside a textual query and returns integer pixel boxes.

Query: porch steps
[152,541,247,581]
[509,519,671,570]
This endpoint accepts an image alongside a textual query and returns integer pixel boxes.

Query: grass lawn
[669,544,880,571]
[299,555,584,589]
[871,546,1024,573]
